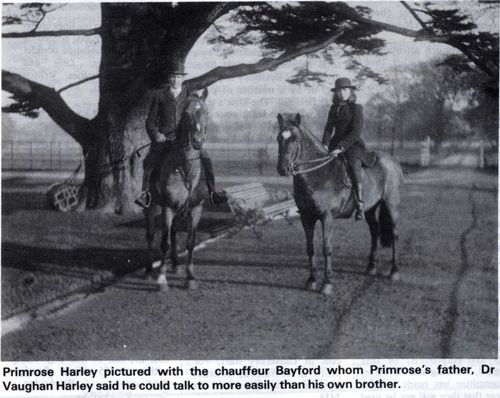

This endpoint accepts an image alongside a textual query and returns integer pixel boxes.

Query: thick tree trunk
[4,3,347,214]
[85,3,199,214]
[77,112,148,214]
[85,3,239,213]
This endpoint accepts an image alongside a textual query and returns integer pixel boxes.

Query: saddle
[361,151,378,168]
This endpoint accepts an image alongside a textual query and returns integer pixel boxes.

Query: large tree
[3,2,498,213]
[406,61,469,151]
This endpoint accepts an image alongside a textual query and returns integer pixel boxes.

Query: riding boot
[135,168,152,209]
[354,182,365,221]
[200,151,228,205]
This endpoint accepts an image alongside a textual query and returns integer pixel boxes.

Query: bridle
[174,107,206,192]
[281,128,337,176]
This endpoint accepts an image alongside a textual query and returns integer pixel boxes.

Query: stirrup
[355,203,365,221]
[135,191,151,209]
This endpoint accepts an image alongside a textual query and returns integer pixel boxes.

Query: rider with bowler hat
[322,77,366,221]
[135,59,227,208]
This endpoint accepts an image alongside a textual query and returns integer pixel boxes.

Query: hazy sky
[2,1,497,141]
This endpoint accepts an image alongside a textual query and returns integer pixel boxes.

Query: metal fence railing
[1,140,492,174]
[2,141,84,171]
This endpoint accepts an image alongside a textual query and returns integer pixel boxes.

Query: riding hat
[165,59,187,75]
[330,77,356,92]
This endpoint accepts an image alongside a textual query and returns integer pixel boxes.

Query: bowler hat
[165,59,187,75]
[330,77,356,92]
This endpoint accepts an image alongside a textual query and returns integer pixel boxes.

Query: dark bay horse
[276,113,403,295]
[144,89,209,291]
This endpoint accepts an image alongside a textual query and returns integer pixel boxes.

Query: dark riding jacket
[143,84,215,190]
[322,102,365,154]
[146,84,191,142]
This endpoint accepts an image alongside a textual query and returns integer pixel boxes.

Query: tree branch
[445,38,497,78]
[187,29,344,90]
[335,5,497,78]
[31,12,46,32]
[335,5,421,38]
[2,70,91,144]
[2,27,101,38]
[57,74,100,93]
[400,1,429,29]
[179,3,241,57]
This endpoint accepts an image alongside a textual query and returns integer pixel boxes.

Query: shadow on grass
[118,210,235,235]
[2,191,237,280]
[115,275,306,293]
[2,177,28,187]
[2,191,49,215]
[2,243,146,276]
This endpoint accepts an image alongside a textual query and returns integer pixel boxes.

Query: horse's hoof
[157,282,169,292]
[186,279,198,290]
[366,267,377,276]
[305,281,317,291]
[390,272,400,282]
[155,274,168,290]
[321,283,333,295]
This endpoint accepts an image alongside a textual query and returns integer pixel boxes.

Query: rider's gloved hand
[330,148,343,156]
[154,132,167,143]
[165,132,176,142]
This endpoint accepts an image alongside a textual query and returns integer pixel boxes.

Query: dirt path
[2,168,497,360]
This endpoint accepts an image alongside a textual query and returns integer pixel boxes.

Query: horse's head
[177,88,209,151]
[276,113,303,176]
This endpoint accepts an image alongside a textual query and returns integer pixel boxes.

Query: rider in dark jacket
[322,77,366,220]
[135,60,227,208]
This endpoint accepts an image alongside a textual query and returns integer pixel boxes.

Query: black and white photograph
[1,1,498,393]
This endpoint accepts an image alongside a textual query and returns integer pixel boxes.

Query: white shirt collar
[169,86,182,99]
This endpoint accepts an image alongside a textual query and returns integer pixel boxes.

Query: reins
[175,148,201,193]
[292,155,336,175]
[292,147,339,175]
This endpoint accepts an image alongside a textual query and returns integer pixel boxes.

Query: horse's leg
[185,204,203,290]
[365,205,379,276]
[170,227,180,275]
[320,213,334,295]
[144,205,156,278]
[388,204,400,281]
[300,214,317,291]
[157,206,174,290]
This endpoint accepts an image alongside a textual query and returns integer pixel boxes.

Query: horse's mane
[300,125,328,154]
[280,113,327,154]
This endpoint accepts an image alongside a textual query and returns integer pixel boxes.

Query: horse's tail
[379,200,394,248]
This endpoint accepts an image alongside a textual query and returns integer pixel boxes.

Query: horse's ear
[294,113,301,126]
[201,88,208,101]
[277,113,284,129]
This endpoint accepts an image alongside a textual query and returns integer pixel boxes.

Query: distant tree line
[363,55,498,152]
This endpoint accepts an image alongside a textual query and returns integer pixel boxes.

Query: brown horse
[144,89,209,291]
[276,113,403,295]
